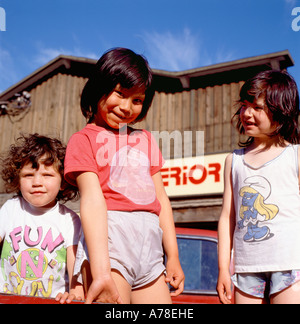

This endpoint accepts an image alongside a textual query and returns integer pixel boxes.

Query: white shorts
[74,211,166,289]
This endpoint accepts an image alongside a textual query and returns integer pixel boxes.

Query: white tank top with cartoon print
[232,145,300,273]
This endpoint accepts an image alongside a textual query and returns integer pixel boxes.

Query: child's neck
[244,136,290,168]
[22,198,57,216]
[250,135,288,152]
[90,121,129,134]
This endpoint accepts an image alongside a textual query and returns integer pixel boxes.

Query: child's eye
[43,173,54,177]
[133,98,143,105]
[115,90,125,98]
[24,174,33,178]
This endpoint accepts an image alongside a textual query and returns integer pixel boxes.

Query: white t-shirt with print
[0,197,81,298]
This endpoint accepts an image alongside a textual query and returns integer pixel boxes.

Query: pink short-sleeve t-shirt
[64,124,164,216]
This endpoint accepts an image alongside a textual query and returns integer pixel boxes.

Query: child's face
[19,159,62,209]
[240,97,278,139]
[94,84,145,129]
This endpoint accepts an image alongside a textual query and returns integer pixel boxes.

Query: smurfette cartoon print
[238,176,279,243]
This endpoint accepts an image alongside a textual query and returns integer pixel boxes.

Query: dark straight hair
[80,47,155,123]
[232,69,300,146]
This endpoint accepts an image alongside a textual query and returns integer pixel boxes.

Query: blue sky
[0,0,299,93]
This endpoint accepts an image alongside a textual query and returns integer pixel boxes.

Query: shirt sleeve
[0,199,17,241]
[64,132,98,186]
[63,208,81,248]
[0,201,9,240]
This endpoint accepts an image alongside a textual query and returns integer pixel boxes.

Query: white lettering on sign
[161,153,228,197]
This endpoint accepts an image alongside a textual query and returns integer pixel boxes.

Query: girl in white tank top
[217,70,300,304]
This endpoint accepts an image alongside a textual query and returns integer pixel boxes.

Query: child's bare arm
[217,153,235,304]
[152,172,185,297]
[76,172,123,304]
[55,245,84,304]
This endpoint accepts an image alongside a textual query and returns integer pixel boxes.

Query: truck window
[177,236,218,293]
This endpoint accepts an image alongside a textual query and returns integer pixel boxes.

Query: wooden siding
[0,73,87,148]
[0,75,244,192]
[0,72,244,194]
[0,73,88,192]
[136,81,244,157]
[0,76,243,157]
[0,51,294,224]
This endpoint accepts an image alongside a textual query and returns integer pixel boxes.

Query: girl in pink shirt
[65,48,184,304]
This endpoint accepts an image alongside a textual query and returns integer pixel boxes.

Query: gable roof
[0,49,294,100]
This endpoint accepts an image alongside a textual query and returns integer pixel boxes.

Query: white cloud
[34,45,99,66]
[141,28,236,72]
[0,48,19,93]
[0,44,99,94]
[142,28,201,71]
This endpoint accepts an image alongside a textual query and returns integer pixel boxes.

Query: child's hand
[55,292,83,304]
[165,258,185,297]
[85,275,123,304]
[217,270,232,304]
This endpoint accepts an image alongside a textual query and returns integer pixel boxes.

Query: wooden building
[0,50,294,228]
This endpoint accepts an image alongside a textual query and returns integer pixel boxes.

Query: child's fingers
[224,281,232,303]
[84,280,124,304]
[218,283,232,304]
[55,293,63,302]
[85,295,93,304]
[66,293,77,304]
[55,292,70,304]
[115,295,124,304]
[166,272,185,297]
[170,280,184,297]
[165,273,172,284]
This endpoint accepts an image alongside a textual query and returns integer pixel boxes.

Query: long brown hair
[232,70,300,147]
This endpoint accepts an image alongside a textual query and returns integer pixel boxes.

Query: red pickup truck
[0,227,221,304]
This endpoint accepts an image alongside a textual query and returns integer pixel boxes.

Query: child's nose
[242,106,253,117]
[32,174,42,186]
[119,99,131,113]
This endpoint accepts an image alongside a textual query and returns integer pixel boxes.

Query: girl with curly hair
[0,133,83,303]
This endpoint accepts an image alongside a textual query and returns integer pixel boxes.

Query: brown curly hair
[0,133,79,203]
